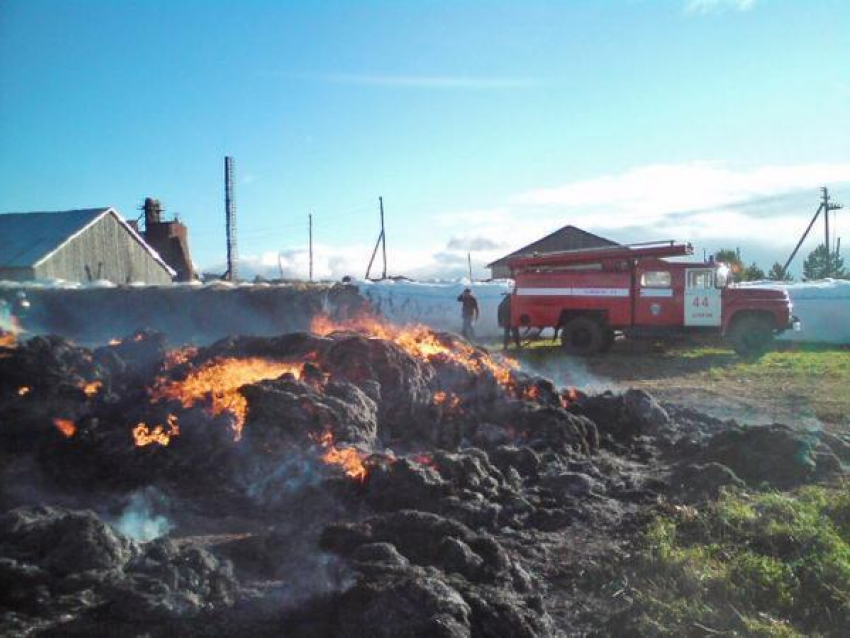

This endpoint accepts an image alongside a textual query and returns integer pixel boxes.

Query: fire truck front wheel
[560,317,604,355]
[728,314,775,358]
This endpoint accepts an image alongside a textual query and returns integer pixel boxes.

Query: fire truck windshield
[715,265,731,288]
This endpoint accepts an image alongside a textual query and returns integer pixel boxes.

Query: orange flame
[315,431,368,482]
[521,385,541,401]
[17,386,31,396]
[560,386,580,408]
[53,418,76,438]
[81,381,102,397]
[133,414,179,447]
[163,346,200,370]
[411,453,434,467]
[311,313,519,389]
[0,316,21,349]
[433,390,463,412]
[150,357,304,440]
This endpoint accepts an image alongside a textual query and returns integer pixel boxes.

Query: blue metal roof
[0,208,113,268]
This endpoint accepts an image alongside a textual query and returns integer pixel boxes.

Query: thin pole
[308,213,313,282]
[379,197,387,280]
[365,231,383,280]
[467,252,473,284]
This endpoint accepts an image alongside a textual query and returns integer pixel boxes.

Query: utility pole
[824,187,831,258]
[224,156,238,281]
[380,197,387,280]
[782,186,843,278]
[308,212,314,282]
[365,196,387,280]
[822,187,842,256]
[467,252,473,284]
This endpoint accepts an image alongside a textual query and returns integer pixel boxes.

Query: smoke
[241,450,325,507]
[112,488,173,542]
[8,284,337,347]
[516,348,618,393]
[0,299,22,335]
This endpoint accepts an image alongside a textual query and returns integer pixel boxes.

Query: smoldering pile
[0,322,846,637]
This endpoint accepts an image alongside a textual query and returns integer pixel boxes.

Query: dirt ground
[513,336,850,435]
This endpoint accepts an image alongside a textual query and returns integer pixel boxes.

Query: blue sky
[1,0,848,278]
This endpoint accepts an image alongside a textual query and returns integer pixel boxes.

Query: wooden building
[487,225,618,278]
[0,207,175,284]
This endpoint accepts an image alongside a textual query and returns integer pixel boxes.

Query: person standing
[457,287,479,340]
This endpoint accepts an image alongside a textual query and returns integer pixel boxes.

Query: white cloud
[685,0,757,14]
[446,236,507,252]
[205,161,850,281]
[211,241,450,282]
[514,162,850,233]
[435,161,850,277]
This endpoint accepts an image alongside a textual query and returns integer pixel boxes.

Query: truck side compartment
[511,270,632,329]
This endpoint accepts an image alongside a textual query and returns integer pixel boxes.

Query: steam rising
[112,489,173,542]
[518,351,616,393]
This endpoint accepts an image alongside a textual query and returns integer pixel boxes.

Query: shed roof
[487,224,617,268]
[0,207,176,276]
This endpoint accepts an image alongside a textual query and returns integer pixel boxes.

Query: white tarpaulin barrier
[740,279,850,345]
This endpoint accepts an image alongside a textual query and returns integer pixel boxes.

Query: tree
[802,244,846,280]
[742,262,765,281]
[767,262,793,282]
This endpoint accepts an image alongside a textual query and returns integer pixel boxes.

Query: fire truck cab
[503,241,798,357]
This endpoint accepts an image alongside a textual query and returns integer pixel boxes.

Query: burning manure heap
[0,318,847,636]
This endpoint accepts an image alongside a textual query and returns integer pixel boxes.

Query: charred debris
[0,311,846,637]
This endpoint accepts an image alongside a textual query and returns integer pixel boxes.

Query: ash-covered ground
[0,315,846,637]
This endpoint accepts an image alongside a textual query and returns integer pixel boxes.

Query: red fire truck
[500,241,799,357]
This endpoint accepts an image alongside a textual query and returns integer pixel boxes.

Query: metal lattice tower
[224,156,238,281]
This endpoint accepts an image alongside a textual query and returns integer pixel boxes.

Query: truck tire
[561,317,604,355]
[599,328,616,353]
[728,315,775,358]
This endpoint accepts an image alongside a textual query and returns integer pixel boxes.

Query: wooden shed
[487,225,618,278]
[0,207,175,284]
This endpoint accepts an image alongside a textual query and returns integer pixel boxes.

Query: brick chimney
[141,197,196,282]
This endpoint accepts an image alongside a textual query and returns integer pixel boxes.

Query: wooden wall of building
[33,213,173,284]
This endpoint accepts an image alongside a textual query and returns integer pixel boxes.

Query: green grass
[698,345,850,375]
[684,346,850,426]
[501,339,850,430]
[620,484,850,637]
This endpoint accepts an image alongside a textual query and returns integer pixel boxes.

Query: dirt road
[515,338,849,434]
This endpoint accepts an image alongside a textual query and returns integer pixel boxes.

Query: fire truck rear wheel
[729,315,775,358]
[560,317,604,355]
[600,328,616,353]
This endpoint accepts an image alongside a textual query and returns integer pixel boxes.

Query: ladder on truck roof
[507,240,693,272]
